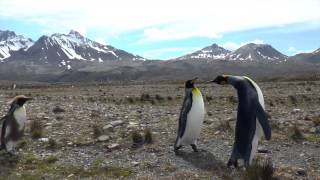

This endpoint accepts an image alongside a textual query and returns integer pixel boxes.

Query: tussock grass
[30,120,43,139]
[144,129,153,144]
[92,124,103,139]
[242,159,278,180]
[52,106,65,114]
[132,131,144,148]
[290,125,305,142]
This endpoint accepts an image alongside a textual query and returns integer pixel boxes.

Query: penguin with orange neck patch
[174,78,205,154]
[0,95,32,155]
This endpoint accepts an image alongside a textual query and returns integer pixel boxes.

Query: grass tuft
[92,124,103,139]
[47,138,58,149]
[144,129,153,144]
[290,125,305,142]
[132,131,144,148]
[30,120,43,139]
[242,159,278,180]
[52,106,65,114]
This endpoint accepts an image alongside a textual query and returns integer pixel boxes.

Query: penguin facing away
[0,95,32,155]
[174,78,205,154]
[209,75,271,167]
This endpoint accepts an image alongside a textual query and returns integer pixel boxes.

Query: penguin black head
[9,95,32,107]
[185,77,198,89]
[209,75,229,85]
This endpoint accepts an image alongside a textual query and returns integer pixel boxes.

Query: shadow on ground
[0,151,19,176]
[177,149,226,170]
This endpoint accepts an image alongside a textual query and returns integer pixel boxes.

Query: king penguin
[209,75,271,167]
[174,77,205,154]
[0,95,32,155]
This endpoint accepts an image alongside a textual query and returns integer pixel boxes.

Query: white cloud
[221,39,265,50]
[1,0,320,41]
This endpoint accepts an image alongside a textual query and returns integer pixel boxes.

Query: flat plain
[0,80,319,179]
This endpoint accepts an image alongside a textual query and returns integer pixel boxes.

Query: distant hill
[0,29,319,82]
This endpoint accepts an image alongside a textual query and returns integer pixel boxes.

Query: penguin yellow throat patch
[192,87,202,97]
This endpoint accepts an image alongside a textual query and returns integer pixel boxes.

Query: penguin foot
[191,144,198,152]
[7,150,17,156]
[227,159,238,168]
[174,146,182,155]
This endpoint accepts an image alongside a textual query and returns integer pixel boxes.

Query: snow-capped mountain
[0,30,33,61]
[227,43,287,62]
[177,44,230,60]
[6,30,145,70]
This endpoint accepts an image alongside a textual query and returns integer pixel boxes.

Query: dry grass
[144,129,153,144]
[290,125,305,142]
[132,131,144,148]
[242,159,278,180]
[92,124,103,139]
[30,120,43,139]
[52,106,65,114]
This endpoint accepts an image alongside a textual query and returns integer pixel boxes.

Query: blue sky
[1,0,319,60]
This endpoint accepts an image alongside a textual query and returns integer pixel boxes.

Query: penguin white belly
[13,106,27,131]
[179,95,205,145]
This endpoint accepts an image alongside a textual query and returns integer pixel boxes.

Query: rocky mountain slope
[288,48,320,64]
[226,43,288,62]
[0,30,33,61]
[5,30,145,70]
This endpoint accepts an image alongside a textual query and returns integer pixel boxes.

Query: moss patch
[2,154,131,179]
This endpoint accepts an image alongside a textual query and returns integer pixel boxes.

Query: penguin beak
[24,97,33,101]
[191,77,198,84]
[206,79,217,83]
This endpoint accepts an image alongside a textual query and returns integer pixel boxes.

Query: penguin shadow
[0,151,19,176]
[176,149,225,171]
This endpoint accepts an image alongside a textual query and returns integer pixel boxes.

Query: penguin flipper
[0,116,7,149]
[178,93,193,138]
[256,102,271,140]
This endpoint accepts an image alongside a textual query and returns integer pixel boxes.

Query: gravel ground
[0,80,320,179]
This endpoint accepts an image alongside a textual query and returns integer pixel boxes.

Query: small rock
[297,168,307,176]
[98,135,110,142]
[292,108,301,113]
[214,131,220,135]
[132,161,139,166]
[39,138,49,142]
[310,127,316,133]
[103,124,113,131]
[257,149,270,153]
[108,143,119,149]
[45,123,53,126]
[110,120,124,127]
[315,126,320,134]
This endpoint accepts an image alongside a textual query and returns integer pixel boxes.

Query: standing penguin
[0,95,32,155]
[209,75,271,167]
[174,78,205,154]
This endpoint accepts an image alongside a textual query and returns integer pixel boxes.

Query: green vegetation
[1,154,131,179]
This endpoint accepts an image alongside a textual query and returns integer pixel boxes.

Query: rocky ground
[0,80,319,179]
